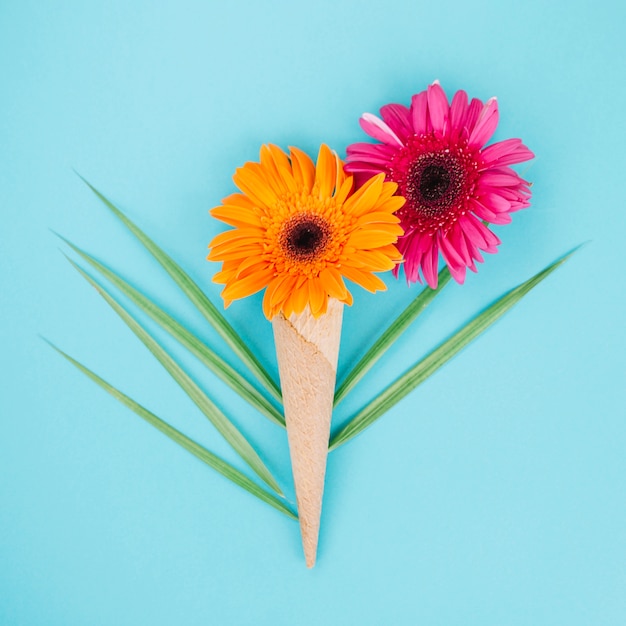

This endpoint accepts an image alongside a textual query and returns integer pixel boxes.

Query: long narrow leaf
[68,258,284,496]
[77,175,281,403]
[44,340,297,520]
[58,234,285,427]
[334,267,452,406]
[329,250,577,451]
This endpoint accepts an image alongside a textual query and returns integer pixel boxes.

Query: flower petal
[319,267,348,300]
[427,82,449,134]
[410,90,430,135]
[379,103,413,142]
[289,146,316,192]
[221,266,275,301]
[315,144,337,198]
[480,138,534,167]
[449,89,469,134]
[340,265,387,293]
[359,113,404,147]
[343,173,386,217]
[468,97,499,148]
[421,239,440,288]
[233,165,279,209]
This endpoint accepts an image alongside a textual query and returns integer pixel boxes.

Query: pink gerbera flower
[345,82,534,288]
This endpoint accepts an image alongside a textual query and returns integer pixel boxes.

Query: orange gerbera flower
[208,144,405,319]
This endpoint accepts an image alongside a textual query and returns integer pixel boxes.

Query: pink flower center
[389,134,480,234]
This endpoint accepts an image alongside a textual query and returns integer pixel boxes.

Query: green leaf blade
[58,234,285,427]
[334,266,452,407]
[67,258,284,496]
[44,340,297,520]
[330,250,578,451]
[77,175,281,403]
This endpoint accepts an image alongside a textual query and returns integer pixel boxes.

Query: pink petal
[468,197,499,222]
[380,104,414,142]
[422,238,439,288]
[398,234,423,284]
[445,260,467,283]
[466,213,501,251]
[427,82,449,134]
[410,91,430,135]
[470,197,513,225]
[479,170,523,187]
[464,98,483,134]
[343,163,385,176]
[359,113,404,147]
[461,213,500,251]
[480,138,534,167]
[456,223,483,268]
[468,97,499,148]
[480,191,512,213]
[439,229,464,266]
[497,185,531,205]
[347,141,398,160]
[439,230,467,283]
[449,89,469,134]
[491,212,513,225]
[346,154,390,167]
[449,223,473,266]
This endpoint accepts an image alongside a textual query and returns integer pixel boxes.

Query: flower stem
[333,266,452,407]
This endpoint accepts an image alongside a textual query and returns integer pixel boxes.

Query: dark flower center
[418,165,451,201]
[281,214,330,262]
[404,152,465,218]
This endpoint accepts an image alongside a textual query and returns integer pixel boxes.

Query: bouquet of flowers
[49,82,575,567]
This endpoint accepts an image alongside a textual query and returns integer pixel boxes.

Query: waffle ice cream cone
[272,297,343,568]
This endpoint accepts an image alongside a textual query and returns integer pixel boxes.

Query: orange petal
[319,267,348,300]
[212,268,238,284]
[266,145,298,192]
[334,176,354,206]
[355,211,401,227]
[233,164,279,209]
[209,227,265,248]
[270,274,298,309]
[308,278,327,316]
[210,205,262,228]
[254,152,286,197]
[339,265,387,293]
[262,275,286,319]
[221,193,257,209]
[314,144,336,199]
[289,146,316,192]
[374,243,403,258]
[208,244,264,262]
[208,237,264,258]
[235,257,272,279]
[221,267,275,301]
[374,195,406,214]
[281,289,298,318]
[335,152,346,191]
[343,173,386,217]
[347,249,397,272]
[291,282,310,315]
[346,227,402,249]
[267,144,292,173]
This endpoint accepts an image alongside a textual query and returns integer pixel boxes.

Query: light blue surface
[1,0,625,624]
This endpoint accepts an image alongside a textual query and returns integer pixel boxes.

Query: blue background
[1,1,625,624]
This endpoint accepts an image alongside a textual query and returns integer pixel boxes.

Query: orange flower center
[261,188,354,278]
